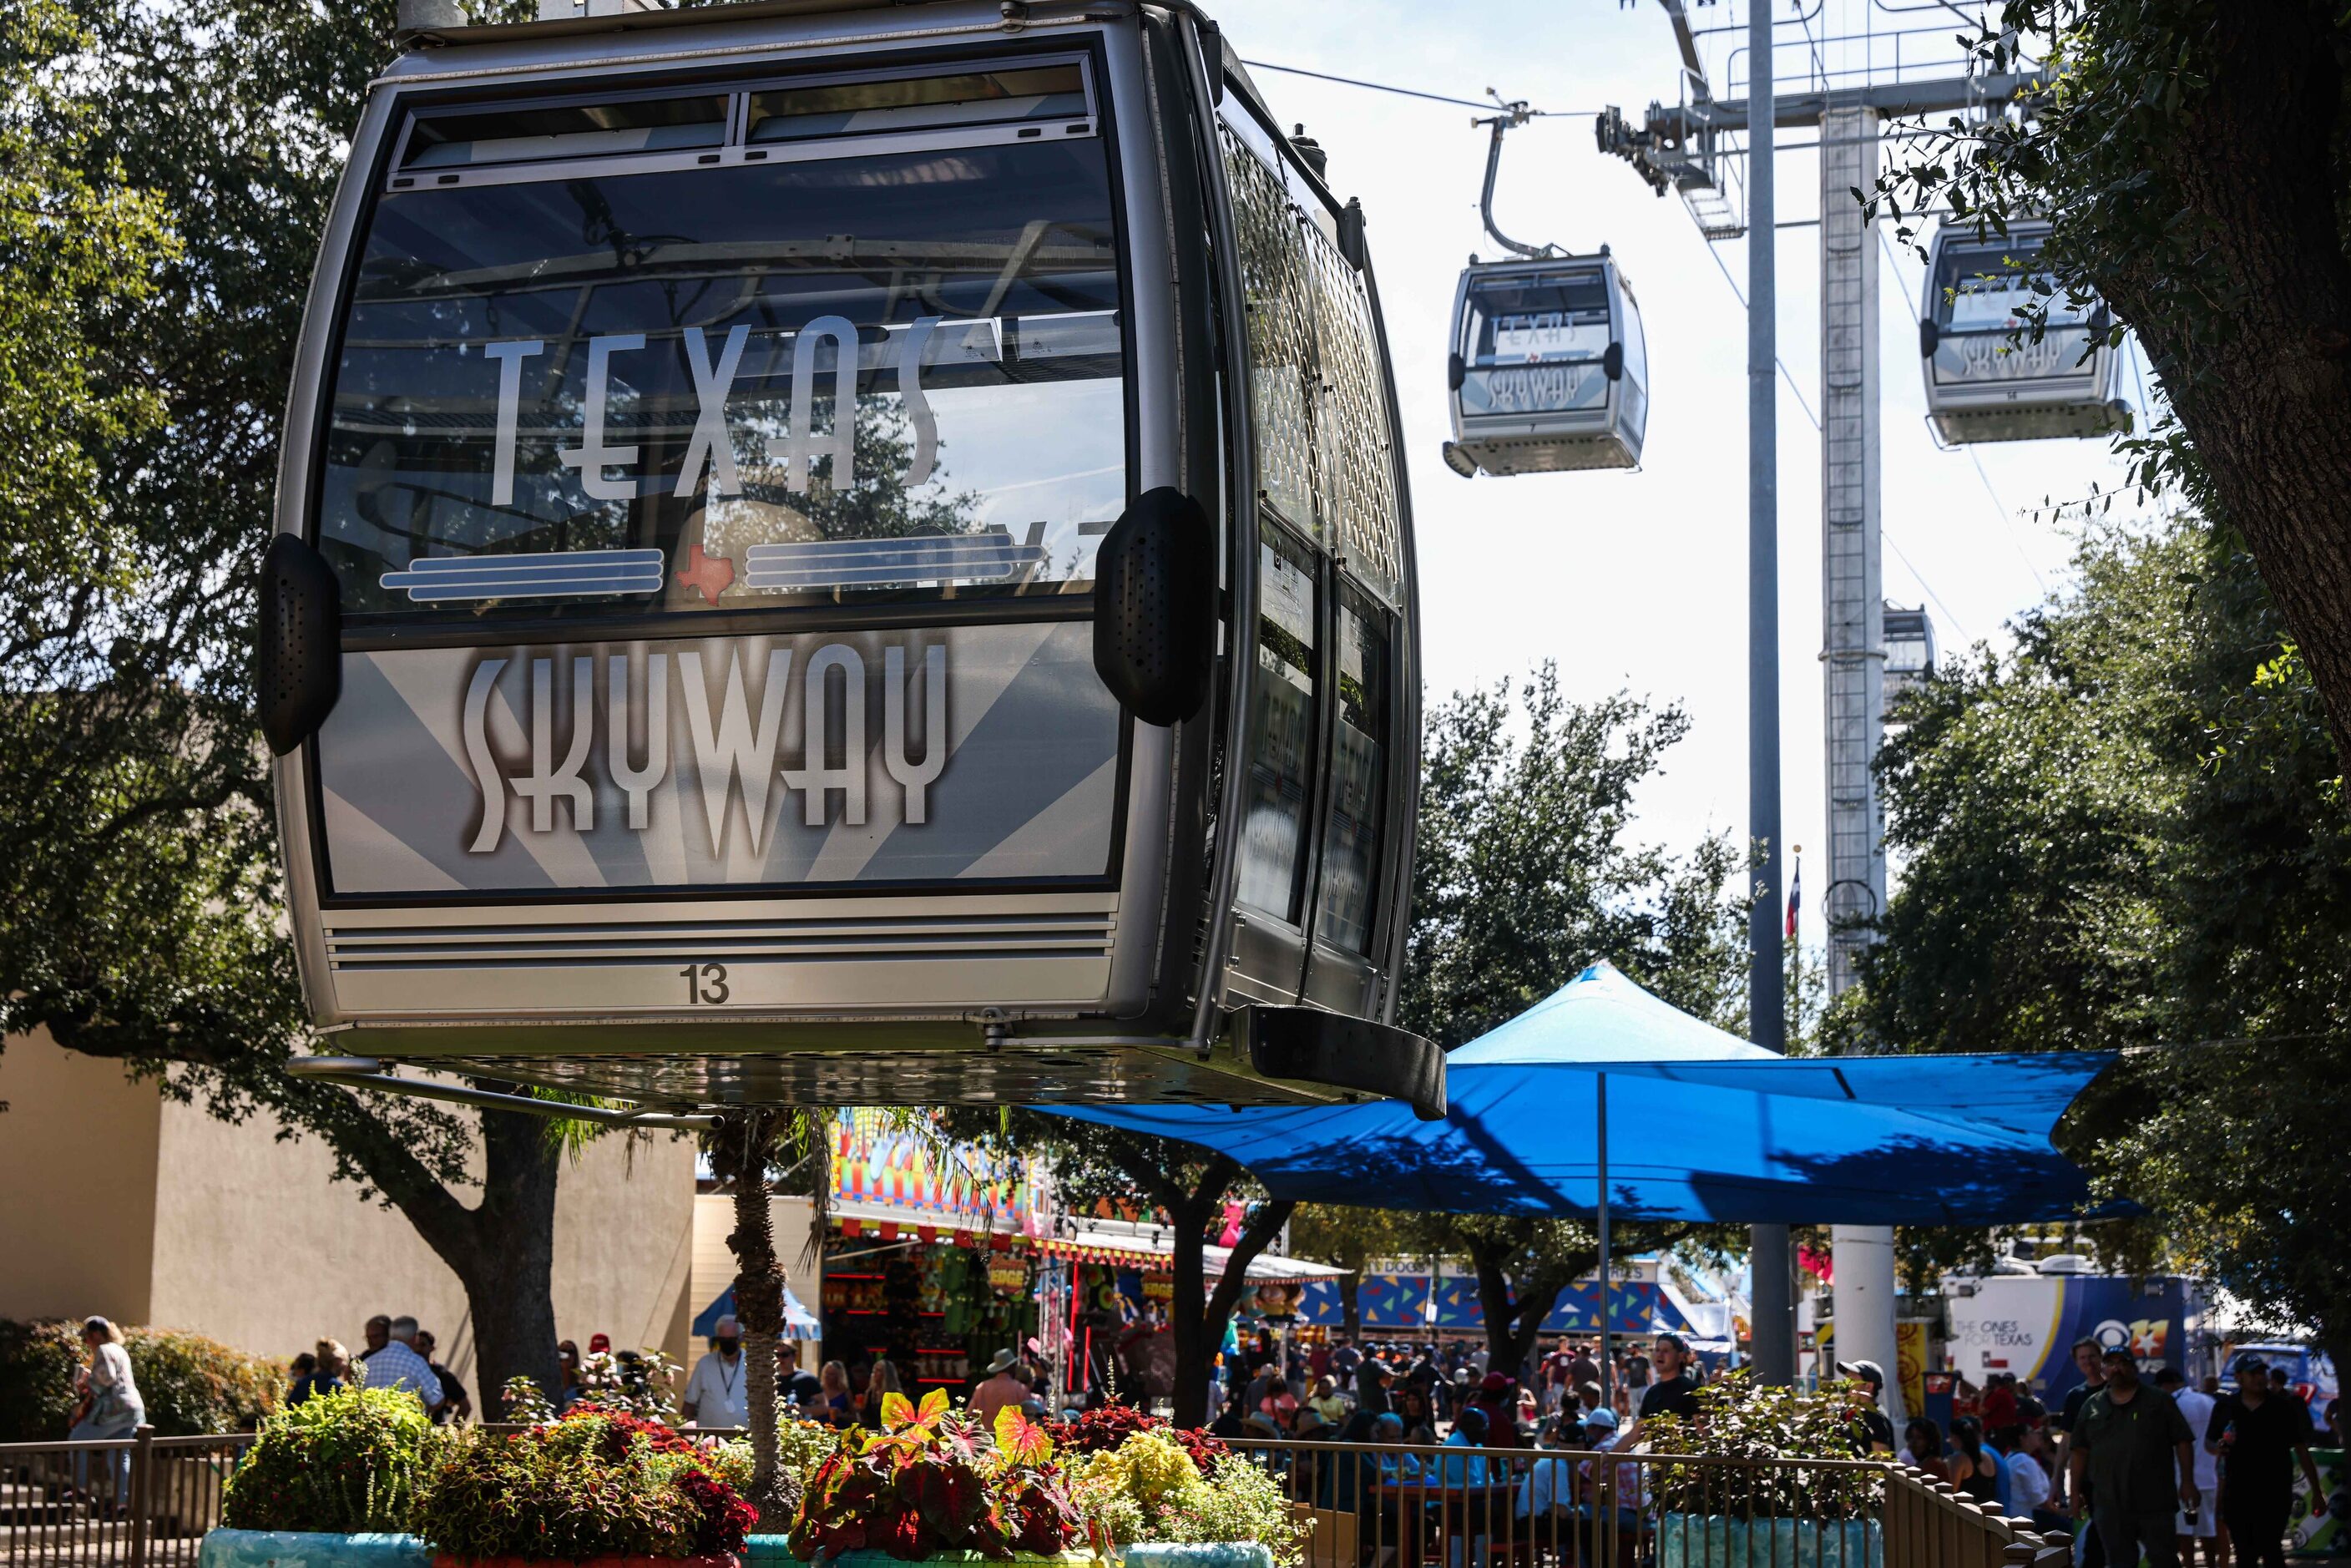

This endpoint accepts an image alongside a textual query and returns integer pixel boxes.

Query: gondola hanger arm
[1474,89,1559,260]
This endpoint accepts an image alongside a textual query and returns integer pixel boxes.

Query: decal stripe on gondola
[379,549,666,602]
[742,536,1045,590]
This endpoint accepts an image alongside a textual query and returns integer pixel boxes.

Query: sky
[1206,0,2157,947]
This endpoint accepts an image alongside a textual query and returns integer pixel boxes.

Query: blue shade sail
[1047,963,2113,1227]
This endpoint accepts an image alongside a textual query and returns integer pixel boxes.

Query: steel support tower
[1818,102,1886,999]
[1601,8,2014,1391]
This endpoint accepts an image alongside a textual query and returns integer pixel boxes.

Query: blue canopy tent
[1049,963,2112,1399]
[1054,963,2111,1226]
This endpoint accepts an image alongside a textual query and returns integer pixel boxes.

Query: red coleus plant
[788,1391,1086,1563]
[1044,1405,1226,1471]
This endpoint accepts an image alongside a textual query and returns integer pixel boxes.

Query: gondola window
[321,63,1125,620]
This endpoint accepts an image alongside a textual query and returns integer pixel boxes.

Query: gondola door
[1206,59,1415,1019]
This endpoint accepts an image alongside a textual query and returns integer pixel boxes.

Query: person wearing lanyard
[683,1315,750,1430]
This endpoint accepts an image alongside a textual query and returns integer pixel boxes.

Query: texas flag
[1785,857,1802,941]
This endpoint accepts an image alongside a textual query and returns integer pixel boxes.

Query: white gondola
[1440,99,1646,478]
[1883,603,1936,699]
[1920,220,2130,444]
[1443,253,1648,475]
[254,0,1440,1115]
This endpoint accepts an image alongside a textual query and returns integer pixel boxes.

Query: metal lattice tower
[1818,103,1884,998]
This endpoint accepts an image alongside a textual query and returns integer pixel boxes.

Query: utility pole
[1744,0,1796,1391]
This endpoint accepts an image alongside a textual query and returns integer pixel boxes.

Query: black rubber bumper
[1246,1007,1448,1121]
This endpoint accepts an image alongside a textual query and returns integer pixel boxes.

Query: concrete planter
[741,1550,1092,1568]
[199,1532,741,1568]
[739,1540,1272,1568]
[1656,1515,1883,1568]
[1121,1545,1275,1568]
[199,1530,434,1568]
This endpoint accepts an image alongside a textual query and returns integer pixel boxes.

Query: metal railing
[0,1428,2075,1568]
[1227,1439,2072,1568]
[0,1429,254,1568]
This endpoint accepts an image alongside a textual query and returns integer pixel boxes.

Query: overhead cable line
[1242,59,1593,118]
[1701,231,1970,638]
[1700,237,1819,432]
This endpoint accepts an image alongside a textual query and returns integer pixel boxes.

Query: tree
[1405,668,1750,1050]
[947,1110,1291,1426]
[705,1110,796,1527]
[1873,3,2351,764]
[1428,1214,1718,1380]
[0,0,579,1404]
[1287,1206,1413,1338]
[1287,678,1758,1374]
[1845,518,2351,1373]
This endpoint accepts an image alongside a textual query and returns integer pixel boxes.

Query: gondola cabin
[1919,220,2130,445]
[257,0,1439,1115]
[1442,253,1647,477]
[1882,603,1936,701]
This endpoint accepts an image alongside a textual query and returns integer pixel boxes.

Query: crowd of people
[1203,1330,1706,1452]
[675,1316,1056,1433]
[1186,1328,2340,1568]
[1904,1338,2337,1568]
[54,1292,2341,1568]
[281,1313,473,1424]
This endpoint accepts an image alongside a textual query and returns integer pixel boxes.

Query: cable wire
[1241,59,1593,118]
[1696,227,1974,638]
[1701,236,1821,432]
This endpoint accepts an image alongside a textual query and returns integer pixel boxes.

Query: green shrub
[0,1321,82,1442]
[0,1320,278,1440]
[414,1411,756,1562]
[698,1414,836,1520]
[1065,1428,1310,1567]
[1641,1370,1888,1520]
[221,1384,447,1533]
[125,1326,281,1434]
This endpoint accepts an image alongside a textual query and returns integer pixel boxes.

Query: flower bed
[205,1388,1285,1568]
[1060,1430,1303,1568]
[415,1411,756,1563]
[789,1393,1083,1561]
[208,1397,756,1568]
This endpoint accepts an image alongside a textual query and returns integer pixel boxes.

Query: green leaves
[222,1384,448,1534]
[994,1403,1054,1468]
[1642,1373,1884,1521]
[1854,518,2351,1351]
[1403,665,1748,1053]
[787,1387,1082,1561]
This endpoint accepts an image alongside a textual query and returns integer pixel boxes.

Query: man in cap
[971,1348,1029,1426]
[682,1314,749,1430]
[2070,1348,2198,1568]
[2207,1355,2326,1568]
[1838,1359,1898,1455]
